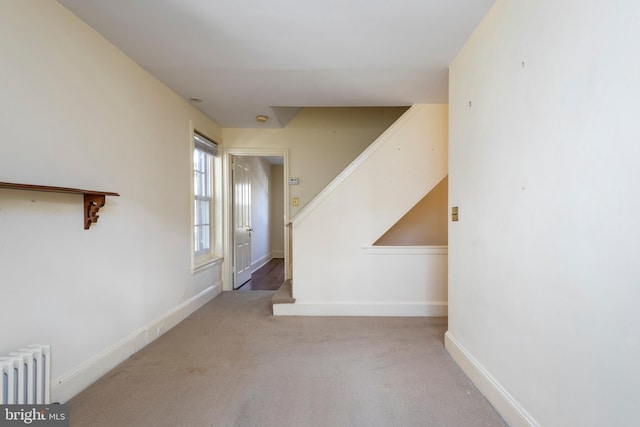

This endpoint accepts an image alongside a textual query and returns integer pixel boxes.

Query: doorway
[223,148,290,292]
[236,258,285,291]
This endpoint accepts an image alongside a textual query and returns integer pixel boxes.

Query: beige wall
[0,0,221,402]
[222,107,408,217]
[374,176,448,246]
[448,0,640,425]
[270,164,285,257]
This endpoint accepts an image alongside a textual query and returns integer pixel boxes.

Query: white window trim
[191,127,222,272]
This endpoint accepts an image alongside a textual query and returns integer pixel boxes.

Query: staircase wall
[279,104,448,316]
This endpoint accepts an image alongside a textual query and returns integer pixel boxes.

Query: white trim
[251,253,272,273]
[363,245,448,255]
[222,148,290,291]
[192,256,223,275]
[190,121,221,272]
[444,332,540,427]
[51,282,221,403]
[273,301,447,317]
[291,105,421,226]
[272,250,284,258]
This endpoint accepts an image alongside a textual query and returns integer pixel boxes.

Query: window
[193,132,218,263]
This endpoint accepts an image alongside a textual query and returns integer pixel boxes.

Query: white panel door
[233,156,252,288]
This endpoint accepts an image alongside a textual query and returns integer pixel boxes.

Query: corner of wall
[444,332,539,427]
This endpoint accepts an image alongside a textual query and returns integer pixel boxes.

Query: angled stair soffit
[374,175,448,247]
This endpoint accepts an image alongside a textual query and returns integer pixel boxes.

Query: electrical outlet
[293,197,299,206]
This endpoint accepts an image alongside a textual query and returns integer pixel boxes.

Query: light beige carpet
[69,291,507,427]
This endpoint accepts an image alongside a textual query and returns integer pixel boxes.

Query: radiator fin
[0,344,50,404]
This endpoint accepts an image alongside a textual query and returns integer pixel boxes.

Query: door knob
[247,227,254,232]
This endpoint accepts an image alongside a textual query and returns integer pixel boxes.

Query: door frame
[222,148,290,291]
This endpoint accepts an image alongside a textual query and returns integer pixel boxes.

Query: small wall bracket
[84,193,107,229]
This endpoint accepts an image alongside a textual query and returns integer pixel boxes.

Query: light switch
[452,206,459,222]
[293,197,299,206]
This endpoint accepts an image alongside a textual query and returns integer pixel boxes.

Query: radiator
[0,345,51,404]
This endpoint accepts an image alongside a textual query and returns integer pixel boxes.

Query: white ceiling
[57,0,495,128]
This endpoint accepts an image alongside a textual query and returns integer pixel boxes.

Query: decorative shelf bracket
[84,193,107,230]
[0,182,120,230]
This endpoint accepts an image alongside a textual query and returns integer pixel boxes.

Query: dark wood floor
[236,258,284,291]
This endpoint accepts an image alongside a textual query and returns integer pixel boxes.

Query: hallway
[237,258,284,291]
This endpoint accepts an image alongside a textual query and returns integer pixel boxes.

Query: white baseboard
[444,332,539,427]
[51,282,221,403]
[272,250,284,258]
[273,301,447,317]
[251,253,272,273]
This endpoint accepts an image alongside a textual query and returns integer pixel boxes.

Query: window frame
[192,130,220,272]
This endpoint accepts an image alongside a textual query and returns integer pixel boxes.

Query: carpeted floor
[69,291,507,427]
